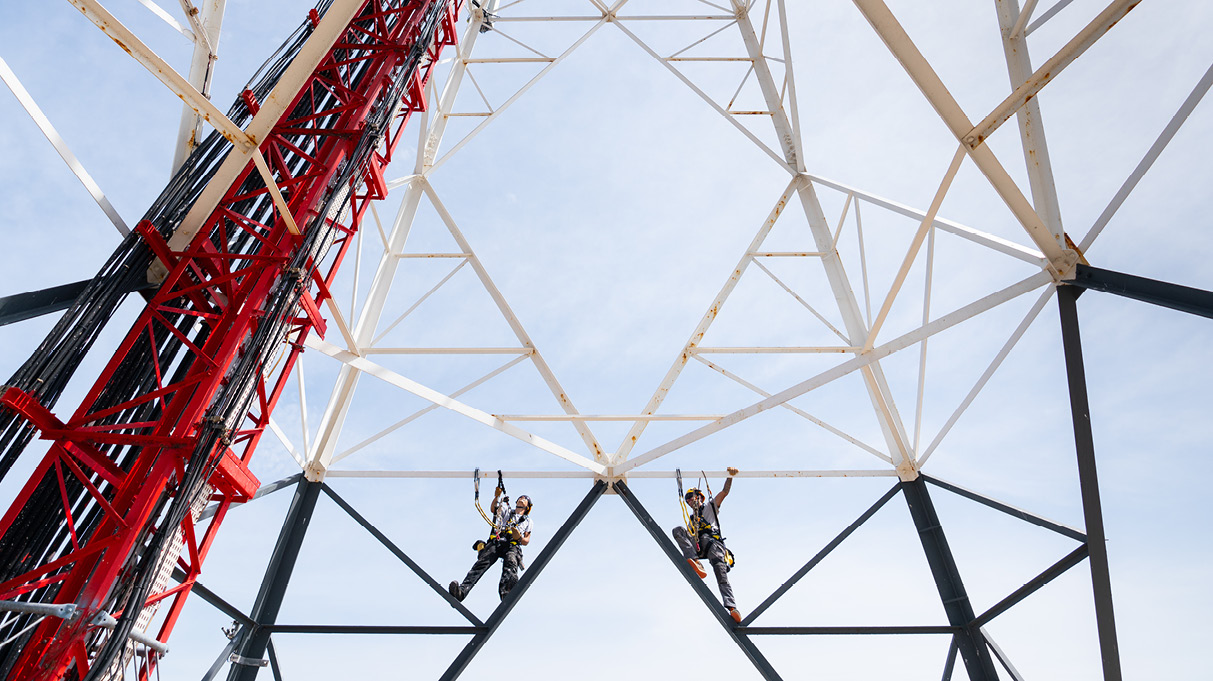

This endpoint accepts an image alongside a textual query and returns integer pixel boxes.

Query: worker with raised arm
[673,466,742,622]
[450,483,534,602]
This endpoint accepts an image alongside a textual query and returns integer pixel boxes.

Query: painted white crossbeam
[864,145,966,352]
[1080,59,1213,252]
[851,0,1076,277]
[613,177,801,463]
[692,355,893,464]
[156,0,366,268]
[805,174,1045,265]
[616,270,1053,474]
[967,0,1141,150]
[918,285,1056,467]
[325,469,899,479]
[303,336,606,474]
[135,0,194,39]
[68,0,250,150]
[330,354,532,465]
[612,19,792,173]
[0,57,130,236]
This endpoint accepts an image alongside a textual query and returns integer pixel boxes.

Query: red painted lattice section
[0,1,459,678]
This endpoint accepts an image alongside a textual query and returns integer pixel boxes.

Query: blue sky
[2,1,1212,678]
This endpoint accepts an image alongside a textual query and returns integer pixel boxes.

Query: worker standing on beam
[450,476,534,602]
[674,467,742,622]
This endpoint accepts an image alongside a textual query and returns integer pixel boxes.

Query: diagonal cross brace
[614,481,783,681]
[320,483,482,625]
[744,484,901,625]
[439,480,607,681]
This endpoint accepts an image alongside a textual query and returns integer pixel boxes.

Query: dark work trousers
[672,526,736,609]
[459,539,523,600]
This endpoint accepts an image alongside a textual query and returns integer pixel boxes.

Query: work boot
[729,607,742,624]
[448,581,465,602]
[687,558,707,579]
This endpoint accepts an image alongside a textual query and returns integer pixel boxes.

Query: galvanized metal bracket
[228,653,269,667]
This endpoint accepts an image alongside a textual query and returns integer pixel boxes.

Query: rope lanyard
[676,468,693,538]
[473,468,508,530]
[700,470,724,539]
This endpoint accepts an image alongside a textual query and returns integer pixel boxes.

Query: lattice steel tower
[0,1,1210,679]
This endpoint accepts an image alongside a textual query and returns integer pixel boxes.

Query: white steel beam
[864,145,966,353]
[918,285,1055,468]
[612,177,800,464]
[304,4,496,474]
[851,0,1078,278]
[1009,0,1041,39]
[612,20,793,173]
[1080,60,1213,252]
[324,469,899,479]
[136,0,194,38]
[429,12,613,172]
[67,0,249,152]
[805,174,1045,265]
[171,0,227,172]
[615,271,1053,474]
[305,7,606,479]
[693,355,893,464]
[730,0,916,475]
[995,0,1066,245]
[330,354,531,465]
[304,337,606,474]
[419,179,606,460]
[971,0,1140,153]
[0,57,130,236]
[151,0,366,279]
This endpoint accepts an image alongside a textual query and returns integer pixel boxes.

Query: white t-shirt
[691,500,720,533]
[494,505,534,540]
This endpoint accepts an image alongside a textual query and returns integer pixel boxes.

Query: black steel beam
[0,280,89,327]
[744,484,900,625]
[267,625,481,634]
[941,639,958,681]
[265,638,284,681]
[439,480,607,681]
[200,473,303,521]
[228,478,322,681]
[922,474,1086,542]
[0,278,152,326]
[615,481,784,681]
[741,626,959,635]
[1057,285,1123,680]
[320,483,482,625]
[170,568,254,628]
[972,544,1089,628]
[1065,263,1213,319]
[901,478,1000,681]
[202,629,244,681]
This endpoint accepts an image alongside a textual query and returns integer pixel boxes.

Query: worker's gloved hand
[727,466,739,476]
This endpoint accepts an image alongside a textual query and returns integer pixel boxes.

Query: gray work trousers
[672,526,735,609]
[459,540,522,600]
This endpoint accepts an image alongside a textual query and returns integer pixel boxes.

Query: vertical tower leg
[901,478,999,680]
[1057,285,1122,680]
[227,478,322,681]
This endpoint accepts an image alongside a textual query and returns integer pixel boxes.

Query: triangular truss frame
[5,0,1213,679]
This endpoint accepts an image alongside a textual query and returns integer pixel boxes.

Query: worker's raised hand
[726,466,739,477]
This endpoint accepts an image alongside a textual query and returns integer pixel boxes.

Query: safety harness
[472,469,531,550]
[676,469,736,568]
